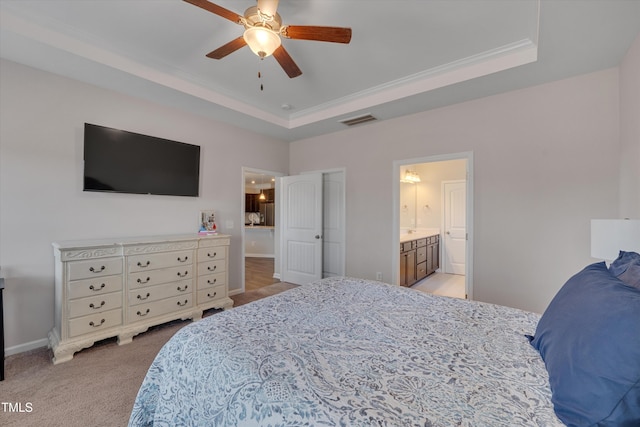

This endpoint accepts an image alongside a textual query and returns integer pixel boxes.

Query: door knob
[315,235,322,239]
[446,231,451,235]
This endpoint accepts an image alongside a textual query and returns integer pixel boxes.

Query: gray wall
[0,59,290,352]
[290,66,628,315]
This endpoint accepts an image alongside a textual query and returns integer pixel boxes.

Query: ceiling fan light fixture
[243,26,281,58]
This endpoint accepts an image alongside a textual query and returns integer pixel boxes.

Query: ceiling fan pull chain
[258,58,264,91]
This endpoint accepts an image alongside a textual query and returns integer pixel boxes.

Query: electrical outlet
[376,272,383,281]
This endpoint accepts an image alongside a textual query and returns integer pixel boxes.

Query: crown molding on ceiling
[288,39,538,128]
[1,8,538,132]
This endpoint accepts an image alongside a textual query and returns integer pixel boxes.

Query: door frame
[239,166,284,295]
[391,152,474,299]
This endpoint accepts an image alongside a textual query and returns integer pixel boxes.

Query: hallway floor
[245,257,279,291]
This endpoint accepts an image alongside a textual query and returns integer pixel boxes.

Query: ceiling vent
[339,113,377,127]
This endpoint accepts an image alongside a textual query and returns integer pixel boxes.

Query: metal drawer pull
[137,261,150,268]
[177,271,189,278]
[89,319,105,327]
[137,277,151,284]
[137,309,150,317]
[177,256,188,262]
[177,285,188,292]
[89,301,105,309]
[207,252,217,258]
[176,300,189,307]
[137,293,151,301]
[89,266,105,273]
[89,283,106,291]
[207,292,217,298]
[207,278,217,285]
[207,265,217,272]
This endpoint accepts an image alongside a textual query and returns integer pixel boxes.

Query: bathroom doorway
[392,152,473,299]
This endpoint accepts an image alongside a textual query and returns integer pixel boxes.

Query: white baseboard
[245,254,274,258]
[5,337,49,357]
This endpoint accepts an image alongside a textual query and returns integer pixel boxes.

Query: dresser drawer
[68,275,123,299]
[128,294,193,323]
[197,259,226,276]
[68,257,123,281]
[129,279,192,306]
[198,272,226,290]
[128,265,193,289]
[68,292,123,319]
[68,308,122,338]
[128,250,194,273]
[197,285,227,304]
[197,247,227,262]
[199,237,230,248]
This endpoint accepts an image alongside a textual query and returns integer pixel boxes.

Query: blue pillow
[609,251,640,289]
[529,262,640,426]
[609,251,640,276]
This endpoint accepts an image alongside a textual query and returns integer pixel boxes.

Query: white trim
[5,338,49,357]
[1,8,538,130]
[290,40,537,128]
[392,152,474,299]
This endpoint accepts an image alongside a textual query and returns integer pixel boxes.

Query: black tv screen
[83,123,200,197]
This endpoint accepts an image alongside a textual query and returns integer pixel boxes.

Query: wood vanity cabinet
[400,234,439,287]
[400,241,416,287]
[426,235,440,277]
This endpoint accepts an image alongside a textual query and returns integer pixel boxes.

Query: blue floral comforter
[129,277,562,426]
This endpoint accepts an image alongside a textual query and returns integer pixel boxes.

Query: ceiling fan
[184,0,352,78]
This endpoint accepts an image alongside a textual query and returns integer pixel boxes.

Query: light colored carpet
[0,283,297,427]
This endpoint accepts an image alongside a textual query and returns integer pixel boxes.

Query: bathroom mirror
[400,181,417,230]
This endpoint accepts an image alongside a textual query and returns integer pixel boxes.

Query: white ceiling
[1,0,639,142]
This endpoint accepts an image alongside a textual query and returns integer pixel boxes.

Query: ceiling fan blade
[281,25,352,44]
[272,46,302,78]
[257,0,279,17]
[206,36,247,59]
[183,0,242,24]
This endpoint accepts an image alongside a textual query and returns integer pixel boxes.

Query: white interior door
[322,171,345,277]
[443,180,466,275]
[281,173,323,285]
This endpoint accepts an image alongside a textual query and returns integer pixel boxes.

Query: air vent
[339,113,377,127]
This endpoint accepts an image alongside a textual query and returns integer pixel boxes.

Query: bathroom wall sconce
[401,170,421,183]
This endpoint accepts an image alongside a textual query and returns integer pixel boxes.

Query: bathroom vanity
[400,231,440,287]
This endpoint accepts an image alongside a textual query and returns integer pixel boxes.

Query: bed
[129,276,565,426]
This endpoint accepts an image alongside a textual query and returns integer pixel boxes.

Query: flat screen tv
[83,123,200,197]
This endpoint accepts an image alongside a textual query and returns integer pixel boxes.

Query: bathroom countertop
[400,228,440,243]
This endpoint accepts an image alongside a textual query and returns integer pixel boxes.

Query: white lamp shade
[243,27,281,58]
[591,219,640,261]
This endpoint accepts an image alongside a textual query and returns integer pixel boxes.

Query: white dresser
[49,234,233,364]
